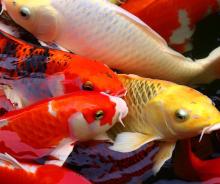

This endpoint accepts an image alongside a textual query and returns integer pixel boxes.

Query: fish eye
[175,109,189,122]
[95,110,104,120]
[19,7,31,19]
[82,81,94,91]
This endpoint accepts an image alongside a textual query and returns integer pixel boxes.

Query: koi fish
[107,74,220,174]
[67,140,159,184]
[116,0,220,52]
[174,138,220,182]
[0,153,91,184]
[3,0,220,84]
[0,30,125,107]
[0,91,128,166]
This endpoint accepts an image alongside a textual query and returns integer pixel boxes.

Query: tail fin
[193,47,220,84]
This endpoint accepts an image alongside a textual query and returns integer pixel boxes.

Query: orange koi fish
[120,0,220,52]
[0,30,125,107]
[0,91,128,166]
[0,153,91,184]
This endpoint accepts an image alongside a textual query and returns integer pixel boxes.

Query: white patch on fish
[3,85,23,109]
[170,10,194,45]
[68,112,91,140]
[0,119,8,128]
[68,111,113,140]
[48,101,56,117]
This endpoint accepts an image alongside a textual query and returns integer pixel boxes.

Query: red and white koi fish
[0,30,125,107]
[0,153,91,184]
[0,91,128,166]
[3,0,220,84]
[117,0,220,52]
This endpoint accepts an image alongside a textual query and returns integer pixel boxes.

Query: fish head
[64,56,126,97]
[68,92,128,141]
[146,85,220,140]
[2,0,58,41]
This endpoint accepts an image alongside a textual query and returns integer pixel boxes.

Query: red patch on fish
[0,164,91,184]
[122,0,220,52]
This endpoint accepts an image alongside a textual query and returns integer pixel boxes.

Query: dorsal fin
[118,74,169,104]
[114,7,168,46]
[114,7,187,60]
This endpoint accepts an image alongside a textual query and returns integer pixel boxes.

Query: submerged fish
[0,30,125,107]
[0,91,128,166]
[174,137,220,182]
[3,0,220,84]
[0,153,91,184]
[117,0,220,52]
[66,140,158,184]
[108,74,220,174]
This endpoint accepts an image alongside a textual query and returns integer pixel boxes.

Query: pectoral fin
[45,138,75,166]
[152,141,176,174]
[109,132,159,152]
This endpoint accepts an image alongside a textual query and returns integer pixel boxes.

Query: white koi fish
[2,0,220,84]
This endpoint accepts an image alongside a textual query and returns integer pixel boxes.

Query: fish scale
[0,91,127,163]
[109,74,167,137]
[1,104,69,148]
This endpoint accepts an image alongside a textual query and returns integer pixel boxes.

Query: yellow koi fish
[2,0,220,84]
[108,74,220,174]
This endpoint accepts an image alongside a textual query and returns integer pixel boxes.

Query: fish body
[108,74,220,173]
[0,91,128,165]
[118,0,220,52]
[174,139,220,182]
[3,0,220,84]
[0,153,91,184]
[0,30,125,107]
